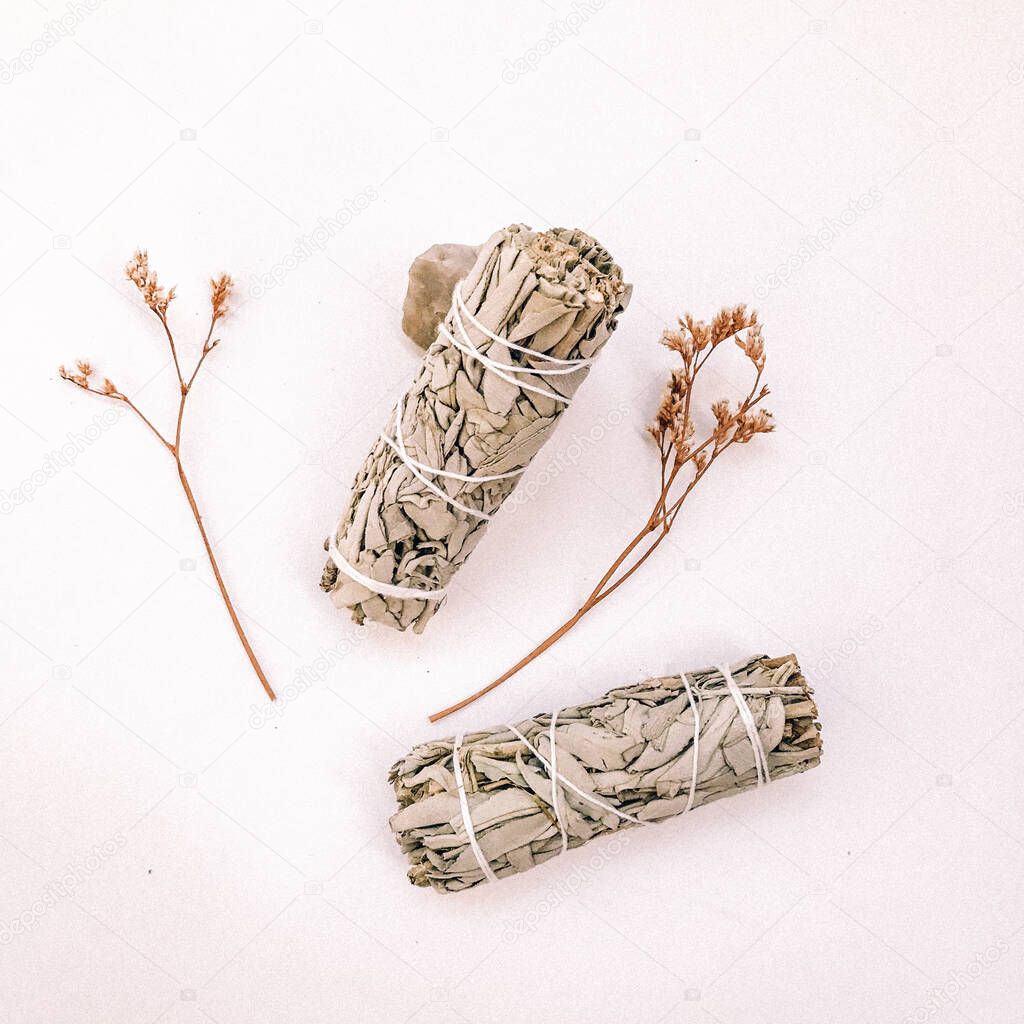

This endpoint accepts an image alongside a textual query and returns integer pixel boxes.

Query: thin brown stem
[174,455,276,701]
[60,257,275,703]
[173,388,186,451]
[160,313,273,699]
[158,313,187,392]
[587,527,668,609]
[429,305,773,723]
[429,604,590,721]
[183,311,219,393]
[121,396,173,451]
[430,495,670,723]
[186,344,215,392]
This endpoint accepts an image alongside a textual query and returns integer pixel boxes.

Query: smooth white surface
[2,2,1023,1022]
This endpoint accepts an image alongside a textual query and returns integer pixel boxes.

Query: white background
[2,1,1023,1022]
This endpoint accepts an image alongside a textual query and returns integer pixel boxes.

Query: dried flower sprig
[60,250,276,702]
[430,304,772,722]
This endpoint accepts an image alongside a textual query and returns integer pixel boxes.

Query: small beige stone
[401,242,480,350]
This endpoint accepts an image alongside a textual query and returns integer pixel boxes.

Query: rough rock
[401,242,481,349]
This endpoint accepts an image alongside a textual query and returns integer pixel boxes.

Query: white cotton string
[504,669,708,835]
[378,393,524,523]
[333,283,596,599]
[504,723,646,828]
[385,394,525,485]
[717,663,772,787]
[438,322,572,404]
[452,731,499,884]
[438,287,592,405]
[679,673,702,814]
[548,710,569,855]
[379,432,495,522]
[327,538,448,602]
[446,668,742,883]
[454,287,597,370]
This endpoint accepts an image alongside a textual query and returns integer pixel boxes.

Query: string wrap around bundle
[388,655,822,894]
[321,223,631,633]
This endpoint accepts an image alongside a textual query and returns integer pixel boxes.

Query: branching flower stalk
[430,305,773,723]
[60,251,276,702]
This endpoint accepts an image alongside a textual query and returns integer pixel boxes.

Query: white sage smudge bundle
[321,223,631,632]
[389,654,821,893]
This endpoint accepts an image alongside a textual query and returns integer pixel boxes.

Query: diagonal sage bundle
[321,224,631,632]
[388,654,821,893]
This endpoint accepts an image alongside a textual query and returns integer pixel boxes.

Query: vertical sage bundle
[388,654,821,893]
[321,224,630,632]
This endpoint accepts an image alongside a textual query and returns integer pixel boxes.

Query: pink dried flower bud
[126,249,175,317]
[210,273,233,321]
[125,249,149,290]
[736,324,765,368]
[673,437,692,464]
[59,365,87,388]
